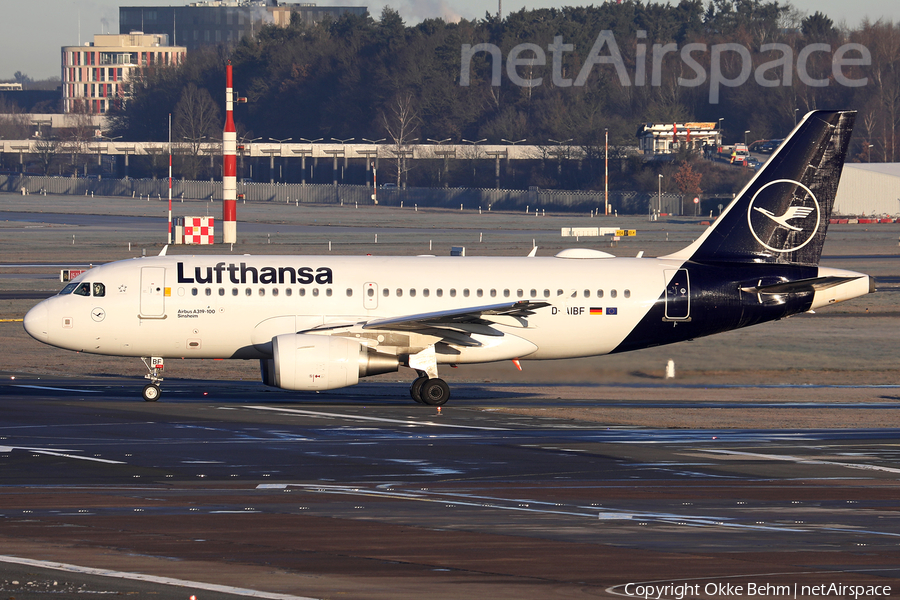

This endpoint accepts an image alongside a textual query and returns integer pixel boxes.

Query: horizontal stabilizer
[741,275,865,295]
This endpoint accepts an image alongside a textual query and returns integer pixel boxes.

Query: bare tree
[60,100,98,175]
[34,136,61,175]
[173,83,221,180]
[0,96,30,140]
[381,93,420,187]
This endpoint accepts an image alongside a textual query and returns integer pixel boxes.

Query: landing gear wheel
[410,376,428,404]
[419,378,450,406]
[142,384,161,402]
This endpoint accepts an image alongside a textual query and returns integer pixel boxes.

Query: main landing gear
[141,356,164,402]
[409,373,451,406]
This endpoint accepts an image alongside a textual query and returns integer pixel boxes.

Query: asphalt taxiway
[1,375,899,599]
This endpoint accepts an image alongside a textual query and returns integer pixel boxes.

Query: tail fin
[666,110,855,266]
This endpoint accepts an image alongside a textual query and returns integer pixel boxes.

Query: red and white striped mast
[223,62,237,244]
[168,113,173,243]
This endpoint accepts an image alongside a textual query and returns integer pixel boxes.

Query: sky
[1,0,896,82]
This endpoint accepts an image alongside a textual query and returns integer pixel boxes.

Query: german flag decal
[590,307,603,315]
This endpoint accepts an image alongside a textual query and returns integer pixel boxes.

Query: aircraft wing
[362,300,550,332]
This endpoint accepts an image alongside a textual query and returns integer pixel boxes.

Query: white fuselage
[26,253,687,363]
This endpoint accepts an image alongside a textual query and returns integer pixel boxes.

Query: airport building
[835,163,900,216]
[119,2,369,51]
[636,122,722,155]
[61,33,186,114]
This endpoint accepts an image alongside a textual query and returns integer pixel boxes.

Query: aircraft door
[140,267,167,317]
[664,269,690,320]
[363,282,378,310]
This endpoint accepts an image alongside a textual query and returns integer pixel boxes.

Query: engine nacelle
[270,333,399,391]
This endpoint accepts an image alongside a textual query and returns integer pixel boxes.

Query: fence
[0,174,687,215]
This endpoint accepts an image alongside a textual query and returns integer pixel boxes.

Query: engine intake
[268,333,399,391]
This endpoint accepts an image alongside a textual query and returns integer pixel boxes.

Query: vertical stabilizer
[665,110,855,266]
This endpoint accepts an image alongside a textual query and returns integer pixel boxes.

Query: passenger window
[410,289,417,297]
[503,289,510,298]
[312,288,319,297]
[490,289,497,298]
[423,289,430,297]
[219,288,225,296]
[285,288,292,297]
[624,289,631,298]
[272,288,279,297]
[205,288,212,296]
[477,289,483,297]
[611,289,617,298]
[92,283,105,297]
[516,289,523,298]
[232,288,238,296]
[245,288,252,296]
[396,288,403,297]
[450,289,456,297]
[382,288,389,297]
[597,290,604,298]
[191,288,198,297]
[436,289,443,297]
[258,288,265,296]
[463,289,469,297]
[543,289,550,298]
[74,282,91,296]
[59,283,78,295]
[299,288,306,297]
[530,289,537,298]
[557,289,564,296]
[584,290,590,298]
[326,289,332,297]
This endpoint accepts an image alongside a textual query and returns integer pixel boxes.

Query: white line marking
[243,406,508,430]
[703,449,900,474]
[12,385,100,393]
[0,555,320,600]
[258,484,803,532]
[0,446,125,464]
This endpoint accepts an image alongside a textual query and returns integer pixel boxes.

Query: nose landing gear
[140,356,164,402]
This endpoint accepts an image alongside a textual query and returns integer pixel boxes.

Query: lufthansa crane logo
[747,179,820,253]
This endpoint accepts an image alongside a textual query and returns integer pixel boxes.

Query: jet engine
[265,333,399,391]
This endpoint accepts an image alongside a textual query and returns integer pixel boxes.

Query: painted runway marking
[702,449,900,474]
[0,446,125,464]
[243,406,508,430]
[258,484,805,532]
[12,384,100,393]
[0,555,319,600]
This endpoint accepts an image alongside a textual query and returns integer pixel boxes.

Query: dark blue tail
[669,110,855,266]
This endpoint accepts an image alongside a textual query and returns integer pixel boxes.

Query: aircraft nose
[23,301,49,342]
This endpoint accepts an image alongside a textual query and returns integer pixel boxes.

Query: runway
[1,375,898,599]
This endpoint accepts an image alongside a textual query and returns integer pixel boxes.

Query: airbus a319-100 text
[24,110,873,405]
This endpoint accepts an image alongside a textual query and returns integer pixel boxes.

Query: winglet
[527,246,538,257]
[158,245,169,257]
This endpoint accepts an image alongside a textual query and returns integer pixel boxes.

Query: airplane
[23,110,873,406]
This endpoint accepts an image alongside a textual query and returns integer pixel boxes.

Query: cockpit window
[92,283,105,297]
[59,283,78,295]
[73,282,91,296]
